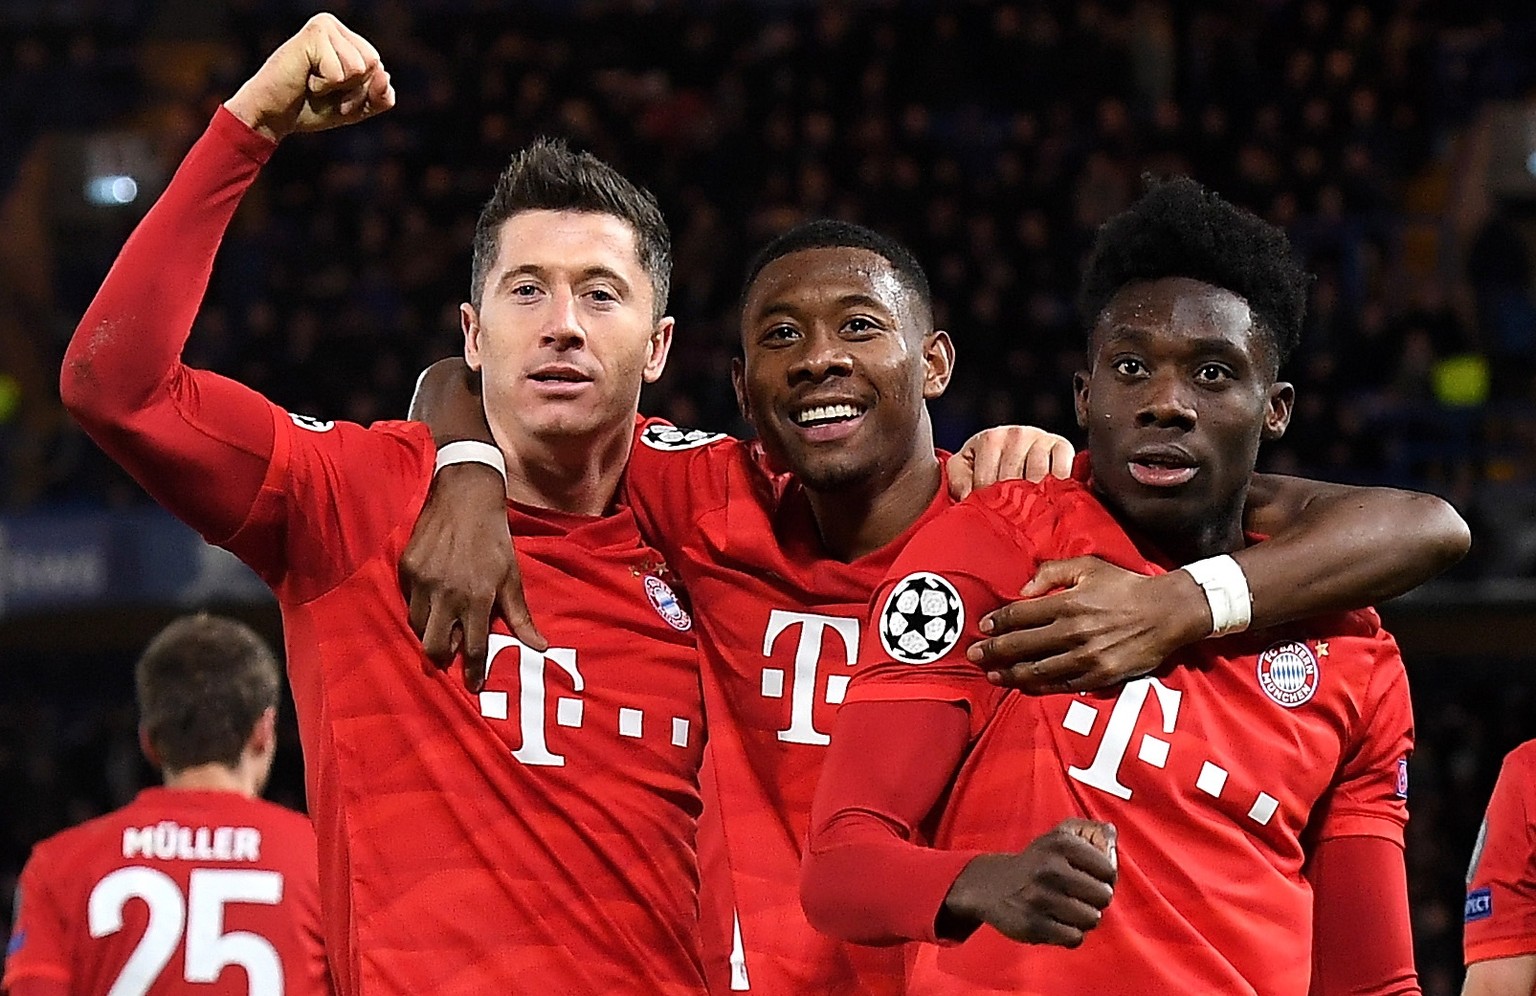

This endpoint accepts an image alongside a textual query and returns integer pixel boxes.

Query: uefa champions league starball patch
[1256,640,1320,707]
[287,412,335,432]
[644,575,692,631]
[879,572,965,664]
[640,425,727,451]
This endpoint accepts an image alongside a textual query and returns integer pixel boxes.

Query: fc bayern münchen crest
[644,575,692,631]
[879,572,965,664]
[640,424,727,451]
[1256,640,1319,708]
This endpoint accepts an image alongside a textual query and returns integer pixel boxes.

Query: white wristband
[1181,554,1252,637]
[433,440,507,483]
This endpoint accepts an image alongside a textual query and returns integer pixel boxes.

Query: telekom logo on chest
[759,610,860,746]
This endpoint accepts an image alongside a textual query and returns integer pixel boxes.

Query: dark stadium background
[2,1,1535,991]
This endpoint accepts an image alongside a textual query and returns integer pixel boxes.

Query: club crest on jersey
[640,424,726,451]
[644,575,692,631]
[879,572,964,664]
[287,412,334,433]
[1256,640,1319,708]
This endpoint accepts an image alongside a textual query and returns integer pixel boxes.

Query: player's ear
[921,329,955,400]
[247,707,278,761]
[461,302,484,372]
[643,316,675,384]
[1262,381,1294,441]
[731,356,754,427]
[138,725,162,769]
[1073,370,1091,429]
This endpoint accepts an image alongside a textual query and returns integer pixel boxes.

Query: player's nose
[788,326,855,383]
[1135,373,1197,429]
[540,286,588,351]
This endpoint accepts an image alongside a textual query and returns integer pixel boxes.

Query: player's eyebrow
[1103,325,1247,357]
[496,264,633,296]
[754,292,895,320]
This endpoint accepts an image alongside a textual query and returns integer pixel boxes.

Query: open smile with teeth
[794,403,865,427]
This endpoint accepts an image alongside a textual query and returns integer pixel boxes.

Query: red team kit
[4,789,328,995]
[3,86,1501,995]
[1465,741,1536,970]
[33,109,708,995]
[804,473,1416,994]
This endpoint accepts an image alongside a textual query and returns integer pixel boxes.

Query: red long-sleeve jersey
[59,108,708,996]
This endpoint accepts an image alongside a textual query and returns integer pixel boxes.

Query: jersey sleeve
[223,410,435,600]
[847,495,1043,736]
[1465,743,1536,964]
[1310,627,1414,846]
[3,846,73,992]
[60,108,279,548]
[619,417,742,561]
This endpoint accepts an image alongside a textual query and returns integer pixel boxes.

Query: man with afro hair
[803,177,1426,996]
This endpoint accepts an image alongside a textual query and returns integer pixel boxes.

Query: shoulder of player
[20,805,134,870]
[632,418,739,461]
[1500,739,1536,781]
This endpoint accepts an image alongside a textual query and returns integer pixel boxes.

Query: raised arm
[59,14,394,571]
[403,358,546,687]
[967,477,1470,692]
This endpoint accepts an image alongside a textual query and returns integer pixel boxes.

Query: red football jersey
[846,477,1414,995]
[231,411,708,996]
[1465,740,1536,965]
[62,111,709,996]
[3,788,328,996]
[623,422,952,995]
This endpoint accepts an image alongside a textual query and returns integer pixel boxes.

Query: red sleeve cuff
[209,105,280,166]
[1467,934,1536,965]
[1315,813,1406,848]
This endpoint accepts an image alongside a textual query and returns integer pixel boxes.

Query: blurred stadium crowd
[3,0,1536,992]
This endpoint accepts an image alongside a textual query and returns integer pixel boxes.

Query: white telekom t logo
[761,610,860,746]
[480,634,585,767]
[1067,676,1183,800]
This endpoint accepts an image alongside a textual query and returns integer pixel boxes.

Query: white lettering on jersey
[481,635,586,767]
[1066,676,1183,800]
[761,610,860,746]
[121,824,261,862]
[89,867,284,996]
[1062,676,1288,828]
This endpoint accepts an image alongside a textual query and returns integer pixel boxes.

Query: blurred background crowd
[2,1,1535,992]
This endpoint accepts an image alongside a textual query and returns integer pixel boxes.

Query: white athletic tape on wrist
[1181,554,1252,637]
[433,440,507,483]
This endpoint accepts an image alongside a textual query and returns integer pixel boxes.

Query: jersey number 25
[88,866,284,996]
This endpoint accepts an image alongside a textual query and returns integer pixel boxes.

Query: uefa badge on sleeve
[1256,640,1319,708]
[879,572,965,664]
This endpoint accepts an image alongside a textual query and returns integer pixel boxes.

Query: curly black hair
[1078,177,1309,372]
[740,218,933,321]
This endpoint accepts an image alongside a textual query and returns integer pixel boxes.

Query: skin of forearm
[1238,478,1470,629]
[409,357,493,444]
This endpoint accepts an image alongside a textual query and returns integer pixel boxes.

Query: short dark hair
[1078,177,1309,370]
[470,137,672,319]
[740,219,933,321]
[135,614,281,773]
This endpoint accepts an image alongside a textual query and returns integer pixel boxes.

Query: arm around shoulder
[1237,475,1470,628]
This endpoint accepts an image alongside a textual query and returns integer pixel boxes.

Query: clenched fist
[939,818,1118,947]
[225,13,395,143]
